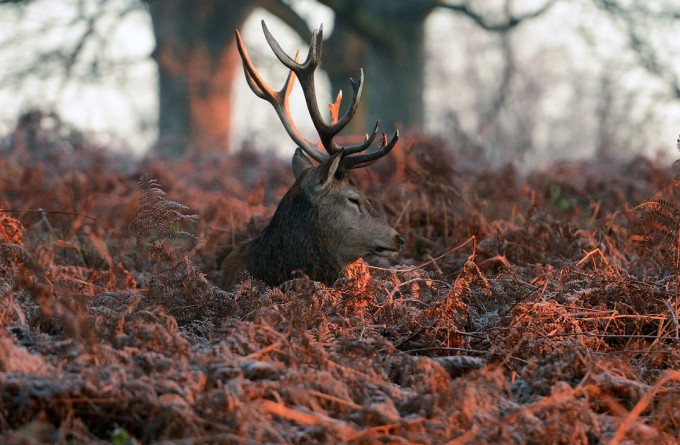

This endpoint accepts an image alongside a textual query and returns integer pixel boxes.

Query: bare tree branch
[482,34,515,124]
[593,0,680,99]
[259,0,313,43]
[595,0,680,20]
[0,0,146,84]
[59,0,104,90]
[315,0,433,51]
[435,0,560,32]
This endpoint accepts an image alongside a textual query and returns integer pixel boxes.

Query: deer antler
[236,20,399,171]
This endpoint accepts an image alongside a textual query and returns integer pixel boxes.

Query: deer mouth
[371,245,400,257]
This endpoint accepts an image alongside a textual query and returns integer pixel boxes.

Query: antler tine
[262,21,343,154]
[243,21,399,169]
[262,20,322,72]
[328,71,364,144]
[328,90,342,125]
[342,120,381,155]
[262,20,369,156]
[235,30,274,100]
[340,130,400,171]
[235,29,328,163]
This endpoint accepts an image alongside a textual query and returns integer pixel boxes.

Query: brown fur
[220,156,402,289]
[224,22,403,289]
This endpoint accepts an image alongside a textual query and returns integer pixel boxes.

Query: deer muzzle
[371,233,404,257]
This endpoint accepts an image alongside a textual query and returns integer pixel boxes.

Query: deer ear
[292,148,314,179]
[314,150,343,191]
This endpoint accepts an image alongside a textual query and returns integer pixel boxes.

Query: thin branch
[481,33,515,124]
[593,0,680,98]
[1,208,97,222]
[258,0,313,43]
[58,0,105,93]
[595,0,680,21]
[436,0,560,32]
[610,370,680,445]
[0,0,147,90]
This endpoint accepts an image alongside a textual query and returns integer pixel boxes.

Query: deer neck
[245,186,344,285]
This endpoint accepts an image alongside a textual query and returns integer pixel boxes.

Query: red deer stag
[220,21,403,289]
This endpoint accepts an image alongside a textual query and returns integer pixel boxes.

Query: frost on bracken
[0,115,678,443]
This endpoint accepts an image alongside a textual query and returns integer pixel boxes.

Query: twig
[445,426,479,445]
[574,314,666,322]
[403,346,490,356]
[609,370,680,445]
[374,277,448,317]
[368,235,476,274]
[307,390,361,410]
[393,199,411,228]
[476,254,511,270]
[541,332,674,340]
[537,278,549,301]
[394,327,426,348]
[1,208,97,222]
[576,248,611,271]
[258,400,355,436]
[347,418,427,442]
[243,339,285,360]
[662,297,679,339]
[152,433,259,445]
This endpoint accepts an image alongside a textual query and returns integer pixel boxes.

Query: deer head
[220,21,403,289]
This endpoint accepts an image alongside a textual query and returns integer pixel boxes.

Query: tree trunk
[363,17,426,133]
[322,1,431,135]
[322,21,367,134]
[148,0,252,156]
[146,0,551,156]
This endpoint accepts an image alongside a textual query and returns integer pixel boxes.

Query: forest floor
[1,115,679,444]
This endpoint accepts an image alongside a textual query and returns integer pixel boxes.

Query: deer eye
[348,197,361,211]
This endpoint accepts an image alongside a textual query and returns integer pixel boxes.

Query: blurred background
[0,0,678,166]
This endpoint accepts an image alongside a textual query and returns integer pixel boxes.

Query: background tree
[317,0,557,133]
[0,0,679,159]
[147,0,557,154]
[147,0,312,155]
[0,0,557,155]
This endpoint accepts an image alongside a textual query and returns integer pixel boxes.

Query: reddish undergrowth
[0,114,679,444]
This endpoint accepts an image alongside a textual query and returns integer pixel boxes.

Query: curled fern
[130,176,227,324]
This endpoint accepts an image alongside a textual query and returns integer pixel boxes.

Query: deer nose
[396,234,405,249]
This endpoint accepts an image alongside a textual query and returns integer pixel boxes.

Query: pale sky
[0,0,678,163]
